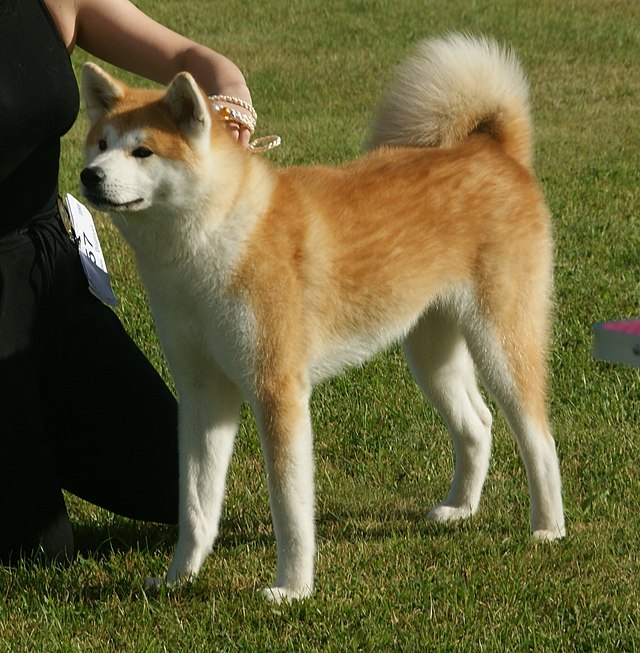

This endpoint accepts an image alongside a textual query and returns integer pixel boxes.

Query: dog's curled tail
[367,33,533,171]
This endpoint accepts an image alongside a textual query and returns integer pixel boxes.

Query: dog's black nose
[80,166,105,190]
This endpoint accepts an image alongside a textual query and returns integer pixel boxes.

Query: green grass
[2,0,639,650]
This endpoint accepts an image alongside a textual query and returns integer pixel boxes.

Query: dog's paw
[427,504,474,523]
[261,586,311,604]
[532,526,565,542]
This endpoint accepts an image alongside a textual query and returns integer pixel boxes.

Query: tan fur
[80,34,564,603]
[236,137,552,422]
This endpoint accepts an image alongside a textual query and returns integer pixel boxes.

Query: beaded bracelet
[211,103,256,135]
[208,95,281,153]
[208,94,258,122]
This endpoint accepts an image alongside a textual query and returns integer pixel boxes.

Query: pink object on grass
[593,319,640,367]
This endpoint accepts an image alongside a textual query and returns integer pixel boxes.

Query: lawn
[1,0,639,651]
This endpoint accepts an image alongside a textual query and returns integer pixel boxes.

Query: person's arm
[46,0,253,144]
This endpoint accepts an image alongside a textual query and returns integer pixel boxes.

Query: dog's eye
[132,146,154,159]
[98,139,107,151]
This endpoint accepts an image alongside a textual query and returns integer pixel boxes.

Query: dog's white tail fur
[368,33,533,171]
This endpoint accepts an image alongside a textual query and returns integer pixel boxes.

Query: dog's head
[80,63,231,215]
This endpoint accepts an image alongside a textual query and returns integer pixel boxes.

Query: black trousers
[0,208,178,564]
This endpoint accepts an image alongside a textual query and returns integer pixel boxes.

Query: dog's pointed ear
[81,62,126,126]
[163,72,212,139]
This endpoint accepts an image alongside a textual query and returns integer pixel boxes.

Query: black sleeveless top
[0,0,79,234]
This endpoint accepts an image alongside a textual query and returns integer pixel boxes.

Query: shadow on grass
[70,499,512,562]
[317,504,476,542]
[72,519,177,560]
[71,510,278,561]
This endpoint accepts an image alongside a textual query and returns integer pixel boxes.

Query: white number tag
[63,193,118,307]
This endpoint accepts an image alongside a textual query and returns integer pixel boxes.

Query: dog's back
[240,135,549,380]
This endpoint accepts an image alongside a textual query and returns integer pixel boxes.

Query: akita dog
[80,34,564,602]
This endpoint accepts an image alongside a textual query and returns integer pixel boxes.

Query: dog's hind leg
[403,308,494,523]
[463,309,565,540]
[165,369,242,585]
[252,374,315,603]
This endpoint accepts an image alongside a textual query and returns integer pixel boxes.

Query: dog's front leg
[253,378,315,603]
[165,373,242,585]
